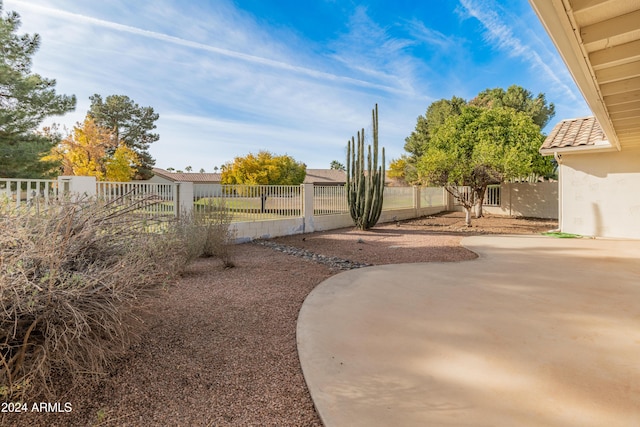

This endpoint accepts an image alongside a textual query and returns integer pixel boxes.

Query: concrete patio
[297,235,640,426]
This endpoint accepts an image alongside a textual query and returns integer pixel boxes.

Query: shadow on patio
[297,235,640,427]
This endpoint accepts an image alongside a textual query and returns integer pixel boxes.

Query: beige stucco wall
[560,146,640,239]
[452,183,558,219]
[231,205,448,242]
[483,182,558,219]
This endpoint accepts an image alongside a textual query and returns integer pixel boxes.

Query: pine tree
[0,3,76,178]
[88,94,159,180]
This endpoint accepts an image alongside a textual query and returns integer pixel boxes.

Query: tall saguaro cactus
[346,104,385,230]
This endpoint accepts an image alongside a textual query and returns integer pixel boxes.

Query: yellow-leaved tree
[221,151,306,185]
[44,117,139,181]
[105,144,140,181]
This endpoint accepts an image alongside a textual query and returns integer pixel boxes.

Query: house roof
[529,0,640,152]
[152,168,345,185]
[540,116,614,154]
[303,169,347,184]
[152,168,221,183]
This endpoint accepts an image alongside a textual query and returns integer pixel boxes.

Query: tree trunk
[474,186,487,218]
[464,206,472,227]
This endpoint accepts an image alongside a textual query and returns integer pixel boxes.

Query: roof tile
[541,117,606,151]
[152,168,221,182]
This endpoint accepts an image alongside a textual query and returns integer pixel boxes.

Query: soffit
[529,0,640,150]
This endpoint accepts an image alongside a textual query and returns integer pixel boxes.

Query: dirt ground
[405,211,558,234]
[271,211,559,266]
[5,212,557,427]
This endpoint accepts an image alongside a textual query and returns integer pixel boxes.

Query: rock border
[252,240,371,271]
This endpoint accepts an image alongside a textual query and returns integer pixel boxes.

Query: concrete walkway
[297,235,640,427]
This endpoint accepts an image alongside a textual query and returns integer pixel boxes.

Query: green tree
[221,151,306,185]
[0,3,76,178]
[404,96,466,159]
[417,106,552,225]
[469,84,555,128]
[330,160,346,171]
[88,94,158,180]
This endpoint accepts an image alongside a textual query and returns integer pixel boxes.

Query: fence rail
[2,177,449,224]
[96,181,177,217]
[195,184,302,222]
[0,178,58,208]
[453,185,501,207]
[314,185,348,215]
[485,185,500,206]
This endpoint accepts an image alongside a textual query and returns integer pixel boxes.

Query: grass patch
[542,231,583,238]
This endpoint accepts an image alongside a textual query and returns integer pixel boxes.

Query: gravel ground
[5,212,556,427]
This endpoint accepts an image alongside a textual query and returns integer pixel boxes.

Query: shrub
[0,196,187,400]
[178,198,236,268]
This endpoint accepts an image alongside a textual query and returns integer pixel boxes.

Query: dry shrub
[0,196,187,400]
[178,198,236,268]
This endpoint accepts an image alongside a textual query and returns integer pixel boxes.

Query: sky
[5,0,591,172]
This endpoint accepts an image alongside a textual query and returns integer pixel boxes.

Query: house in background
[148,167,346,190]
[148,168,222,196]
[530,0,640,239]
[303,169,346,186]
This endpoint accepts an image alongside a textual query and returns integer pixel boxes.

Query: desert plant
[346,103,386,230]
[176,198,236,268]
[0,195,187,400]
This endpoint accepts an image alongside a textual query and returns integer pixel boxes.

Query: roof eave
[528,0,621,151]
[540,143,618,156]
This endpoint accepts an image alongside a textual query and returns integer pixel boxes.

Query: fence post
[442,186,451,210]
[176,182,194,218]
[302,183,315,233]
[57,176,97,200]
[414,186,421,216]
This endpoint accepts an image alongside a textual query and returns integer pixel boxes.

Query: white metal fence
[1,176,451,225]
[485,185,500,206]
[96,181,178,217]
[453,185,501,207]
[314,185,348,215]
[195,184,302,222]
[0,178,58,208]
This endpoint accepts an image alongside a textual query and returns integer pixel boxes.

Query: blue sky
[6,0,590,172]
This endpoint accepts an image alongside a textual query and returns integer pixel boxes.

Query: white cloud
[458,0,581,103]
[405,19,461,50]
[10,1,402,94]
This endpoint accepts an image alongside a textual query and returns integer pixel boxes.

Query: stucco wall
[231,205,448,242]
[453,182,558,219]
[483,182,558,219]
[560,146,640,239]
[231,218,307,243]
